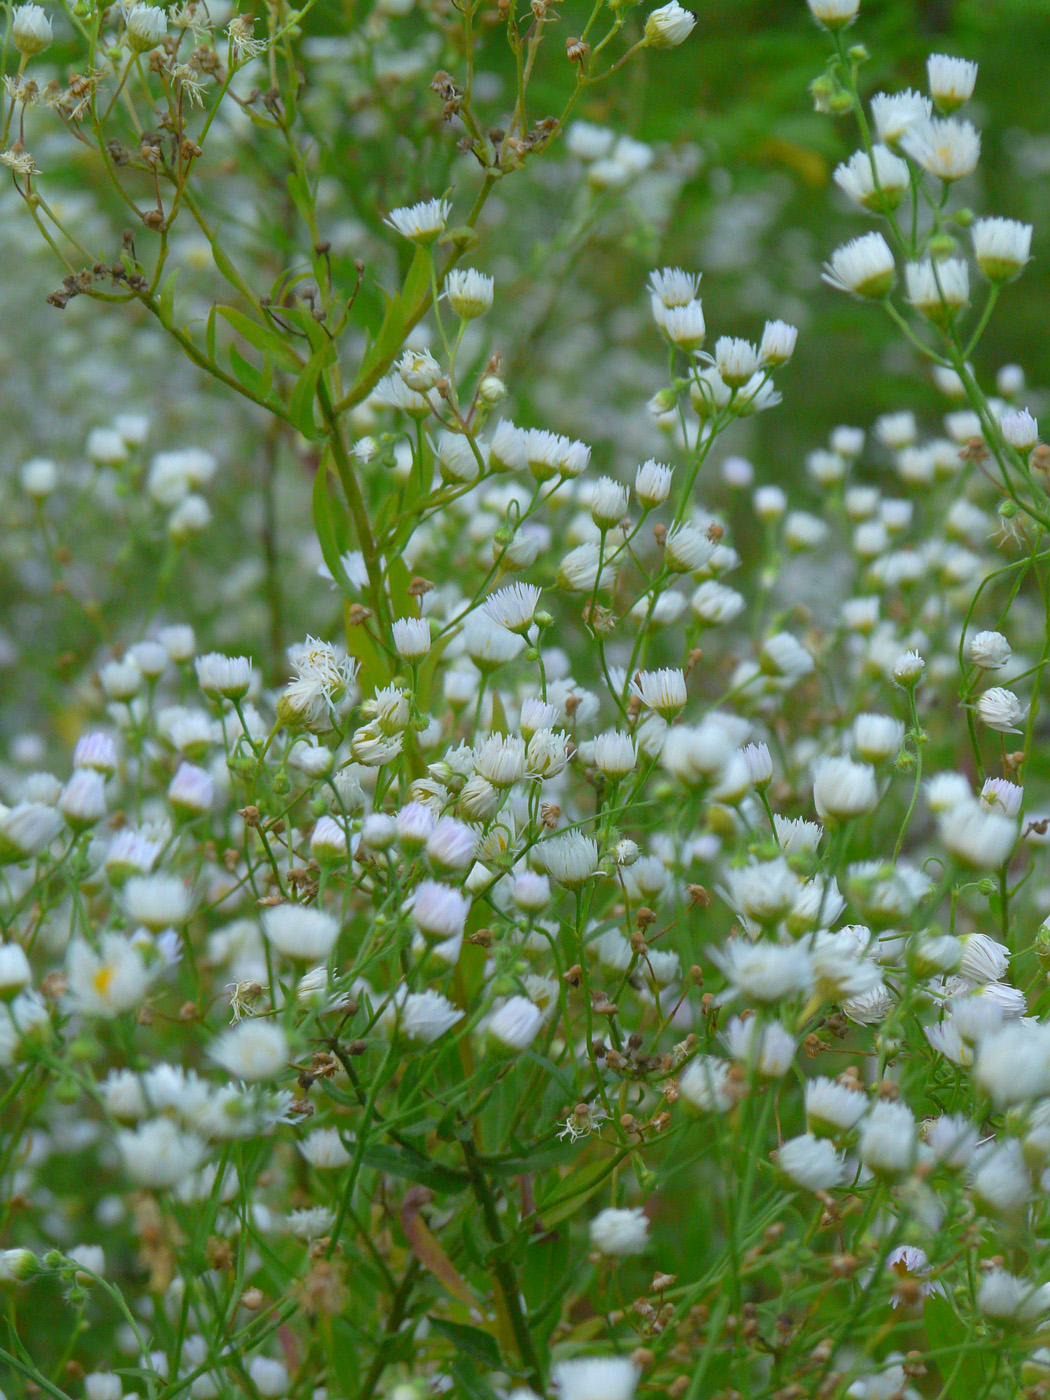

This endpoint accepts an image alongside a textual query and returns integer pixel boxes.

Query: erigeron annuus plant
[7,1,1050,1399]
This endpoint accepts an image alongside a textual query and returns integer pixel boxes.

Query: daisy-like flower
[630,667,687,717]
[778,1133,846,1191]
[823,232,896,298]
[901,117,980,181]
[834,145,910,212]
[643,0,695,47]
[904,258,969,321]
[65,936,154,1019]
[972,217,1033,283]
[483,583,541,634]
[974,686,1027,733]
[805,0,859,29]
[871,89,932,146]
[384,197,451,245]
[382,986,463,1043]
[12,3,52,56]
[648,266,700,311]
[927,53,978,112]
[444,267,494,318]
[280,637,359,729]
[392,617,432,661]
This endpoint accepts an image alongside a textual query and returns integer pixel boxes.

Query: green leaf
[923,1294,987,1399]
[387,555,413,618]
[348,245,432,402]
[278,304,335,356]
[522,1229,571,1323]
[345,610,391,696]
[215,305,301,371]
[535,1158,612,1229]
[429,1318,502,1372]
[356,1142,469,1194]
[312,461,350,588]
[157,268,179,330]
[287,347,329,439]
[229,343,267,400]
[449,1358,501,1400]
[206,303,217,362]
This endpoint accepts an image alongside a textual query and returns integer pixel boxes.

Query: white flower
[805,0,859,28]
[124,874,192,929]
[12,3,52,56]
[721,1016,795,1077]
[813,756,878,821]
[444,267,494,318]
[979,778,1022,818]
[664,522,717,573]
[643,0,695,47]
[924,1114,978,1169]
[977,1270,1050,1323]
[635,459,674,507]
[425,817,476,870]
[975,1023,1050,1107]
[658,299,706,350]
[536,831,599,886]
[905,258,969,319]
[858,1101,916,1177]
[833,145,910,211]
[871,89,932,145]
[590,476,630,530]
[298,1128,351,1169]
[901,117,980,181]
[711,940,813,1003]
[482,996,544,1051]
[648,266,700,310]
[939,798,1017,870]
[484,583,541,634]
[383,987,463,1043]
[262,905,339,962]
[892,649,926,687]
[60,769,108,829]
[630,668,687,717]
[589,1206,649,1255]
[805,1076,867,1135]
[823,232,896,298]
[774,816,823,856]
[411,881,470,941]
[195,652,252,700]
[281,637,359,728]
[759,319,798,366]
[972,1138,1030,1217]
[927,53,978,111]
[557,543,616,594]
[116,1119,207,1188]
[972,217,1032,283]
[759,631,814,681]
[692,580,745,625]
[209,1020,289,1082]
[852,713,905,763]
[385,197,450,244]
[65,936,153,1018]
[552,1357,640,1400]
[778,1134,846,1191]
[247,1358,289,1398]
[125,4,168,53]
[969,630,1011,669]
[678,1056,734,1112]
[592,729,636,779]
[713,335,760,388]
[721,857,799,926]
